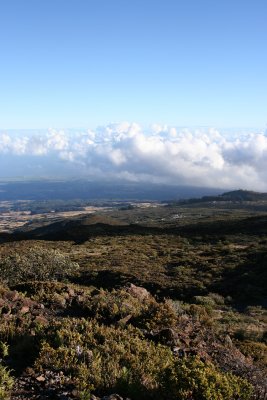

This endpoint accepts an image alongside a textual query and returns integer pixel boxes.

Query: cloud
[0,124,267,190]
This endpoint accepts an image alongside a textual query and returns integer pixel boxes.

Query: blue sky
[0,0,266,129]
[1,1,267,189]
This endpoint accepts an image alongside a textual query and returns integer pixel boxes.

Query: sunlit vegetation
[0,202,266,399]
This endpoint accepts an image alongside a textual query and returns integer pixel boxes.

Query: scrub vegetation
[0,195,266,399]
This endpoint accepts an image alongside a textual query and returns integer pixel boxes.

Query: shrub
[0,364,14,399]
[82,288,151,323]
[161,356,253,400]
[236,340,267,366]
[0,247,79,286]
[35,318,173,399]
[34,317,253,400]
[0,342,9,359]
[137,299,178,331]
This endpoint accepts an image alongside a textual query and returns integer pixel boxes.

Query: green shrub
[0,342,9,359]
[0,364,14,400]
[136,299,178,331]
[34,317,253,400]
[236,340,267,366]
[0,247,79,286]
[161,356,253,400]
[82,288,151,323]
[35,318,173,398]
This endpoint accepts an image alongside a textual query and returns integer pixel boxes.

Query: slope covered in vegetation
[0,204,266,399]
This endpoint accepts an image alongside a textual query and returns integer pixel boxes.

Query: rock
[126,284,150,301]
[101,395,124,400]
[71,389,79,397]
[34,315,48,325]
[36,375,46,382]
[62,292,70,300]
[117,314,132,326]
[224,335,233,347]
[90,395,100,400]
[5,290,19,301]
[32,308,42,316]
[173,347,186,357]
[68,288,75,297]
[20,305,30,314]
[25,367,35,376]
[78,294,86,303]
[84,349,93,362]
[21,298,35,307]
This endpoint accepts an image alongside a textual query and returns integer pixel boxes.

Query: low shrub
[236,340,267,366]
[0,364,14,399]
[161,356,253,400]
[34,318,253,400]
[35,318,173,398]
[0,247,79,286]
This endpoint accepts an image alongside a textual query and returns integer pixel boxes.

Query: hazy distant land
[0,179,223,201]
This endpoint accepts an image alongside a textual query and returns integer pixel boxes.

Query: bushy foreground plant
[161,356,253,400]
[35,318,173,398]
[34,318,252,400]
[82,287,151,323]
[236,340,267,366]
[0,364,14,400]
[0,247,79,286]
[77,287,177,330]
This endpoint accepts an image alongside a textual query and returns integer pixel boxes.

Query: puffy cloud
[0,124,267,191]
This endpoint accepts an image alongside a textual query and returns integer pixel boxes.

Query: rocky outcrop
[0,287,49,328]
[126,283,150,301]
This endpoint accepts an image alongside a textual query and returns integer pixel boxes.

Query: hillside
[0,203,266,399]
[167,189,267,210]
[221,190,267,201]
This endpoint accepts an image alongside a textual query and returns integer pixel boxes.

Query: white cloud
[0,124,267,191]
[108,149,127,166]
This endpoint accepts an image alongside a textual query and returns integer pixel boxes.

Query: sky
[0,1,267,190]
[1,0,267,129]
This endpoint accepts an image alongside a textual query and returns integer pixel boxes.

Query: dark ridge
[169,189,267,206]
[1,213,267,244]
[221,189,267,201]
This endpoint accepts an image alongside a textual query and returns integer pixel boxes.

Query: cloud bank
[1,123,267,191]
